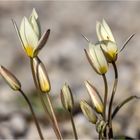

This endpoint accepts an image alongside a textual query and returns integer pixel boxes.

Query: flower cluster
[0,8,138,140]
[85,19,118,75]
[80,19,136,139]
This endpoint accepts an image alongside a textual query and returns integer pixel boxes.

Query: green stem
[108,62,118,138]
[69,111,78,140]
[30,57,63,139]
[99,133,102,140]
[19,89,44,140]
[46,94,63,139]
[102,74,108,122]
[112,95,140,119]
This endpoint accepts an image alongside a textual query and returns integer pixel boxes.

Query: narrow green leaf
[119,34,135,53]
[112,95,140,119]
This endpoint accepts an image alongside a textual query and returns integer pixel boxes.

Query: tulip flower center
[26,46,34,57]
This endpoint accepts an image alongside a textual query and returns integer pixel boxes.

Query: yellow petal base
[25,46,34,57]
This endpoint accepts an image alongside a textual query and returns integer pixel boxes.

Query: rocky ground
[0,1,140,139]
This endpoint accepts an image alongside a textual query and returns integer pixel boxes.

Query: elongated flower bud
[96,19,118,62]
[32,57,41,88]
[0,65,21,91]
[84,81,103,114]
[61,83,74,111]
[85,43,108,75]
[96,119,107,134]
[13,8,50,58]
[36,58,51,93]
[80,100,97,124]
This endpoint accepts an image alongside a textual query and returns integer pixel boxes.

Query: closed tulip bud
[32,57,41,88]
[96,119,107,134]
[80,100,97,124]
[36,59,51,93]
[61,83,74,111]
[84,81,103,114]
[13,8,50,58]
[0,65,21,91]
[85,43,108,75]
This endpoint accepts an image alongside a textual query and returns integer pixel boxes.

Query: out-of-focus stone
[0,122,13,139]
[9,113,27,137]
[0,102,15,120]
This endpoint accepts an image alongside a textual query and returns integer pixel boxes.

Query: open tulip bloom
[13,8,50,58]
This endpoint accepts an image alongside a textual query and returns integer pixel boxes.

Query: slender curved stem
[30,58,63,139]
[69,111,78,140]
[19,89,44,140]
[99,133,102,140]
[45,94,63,139]
[102,74,108,122]
[112,95,140,119]
[108,62,118,138]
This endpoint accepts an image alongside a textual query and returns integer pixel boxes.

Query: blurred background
[0,1,140,139]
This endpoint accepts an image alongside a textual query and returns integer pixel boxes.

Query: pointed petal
[30,8,38,20]
[34,29,50,56]
[89,43,108,74]
[96,21,102,41]
[80,100,97,124]
[102,19,115,42]
[12,19,25,50]
[0,65,21,91]
[61,83,74,111]
[84,49,100,74]
[20,17,38,48]
[29,9,41,38]
[85,80,104,114]
[36,60,51,93]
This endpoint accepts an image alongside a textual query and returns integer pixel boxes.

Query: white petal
[89,43,108,74]
[20,17,38,50]
[84,81,103,113]
[30,16,40,38]
[96,21,102,41]
[30,9,41,38]
[30,8,38,20]
[102,19,115,42]
[89,43,100,73]
[107,41,118,53]
[38,63,50,93]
